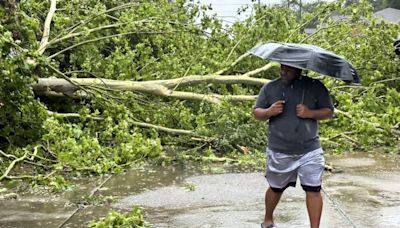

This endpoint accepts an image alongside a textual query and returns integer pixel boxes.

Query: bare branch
[49,111,198,136]
[0,150,28,181]
[214,53,250,75]
[46,22,128,47]
[242,62,279,78]
[47,31,168,59]
[153,74,270,88]
[225,12,274,61]
[51,2,140,42]
[38,0,57,55]
[0,150,17,159]
[46,18,157,48]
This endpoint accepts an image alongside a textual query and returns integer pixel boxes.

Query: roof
[304,28,317,35]
[374,7,400,23]
[331,15,352,21]
[303,8,400,35]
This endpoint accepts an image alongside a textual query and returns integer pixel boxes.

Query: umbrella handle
[300,76,305,104]
[296,87,305,132]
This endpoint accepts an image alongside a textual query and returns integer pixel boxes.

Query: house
[374,7,400,23]
[304,8,400,34]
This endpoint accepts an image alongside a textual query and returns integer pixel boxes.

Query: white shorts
[265,148,325,192]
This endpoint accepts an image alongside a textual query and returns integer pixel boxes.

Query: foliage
[0,0,399,188]
[32,175,72,193]
[83,195,116,206]
[183,182,197,191]
[0,31,48,149]
[42,112,163,173]
[89,207,150,228]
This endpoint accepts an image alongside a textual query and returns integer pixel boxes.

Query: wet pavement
[114,173,350,227]
[0,152,400,228]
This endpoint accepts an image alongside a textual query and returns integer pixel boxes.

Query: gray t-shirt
[254,76,334,155]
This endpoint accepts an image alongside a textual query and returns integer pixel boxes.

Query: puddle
[0,152,400,227]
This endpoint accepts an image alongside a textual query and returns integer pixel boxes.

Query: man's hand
[253,100,285,121]
[297,104,333,120]
[296,104,311,118]
[269,100,285,117]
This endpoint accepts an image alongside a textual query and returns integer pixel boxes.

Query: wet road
[114,153,400,227]
[0,152,399,228]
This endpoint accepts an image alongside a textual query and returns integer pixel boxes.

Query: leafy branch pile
[89,207,150,228]
[0,0,399,184]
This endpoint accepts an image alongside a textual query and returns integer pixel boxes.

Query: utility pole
[299,0,302,18]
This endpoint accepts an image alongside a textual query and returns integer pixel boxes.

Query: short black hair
[281,64,302,72]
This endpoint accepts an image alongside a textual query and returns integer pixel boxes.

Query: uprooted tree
[0,0,399,183]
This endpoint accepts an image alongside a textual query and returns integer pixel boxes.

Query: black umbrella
[249,42,360,84]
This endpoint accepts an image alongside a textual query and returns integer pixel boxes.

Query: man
[253,64,334,228]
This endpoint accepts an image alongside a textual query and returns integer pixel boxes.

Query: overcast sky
[197,0,335,24]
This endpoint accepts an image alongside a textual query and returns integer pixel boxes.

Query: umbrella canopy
[248,42,360,84]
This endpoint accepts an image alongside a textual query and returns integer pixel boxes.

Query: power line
[321,187,359,228]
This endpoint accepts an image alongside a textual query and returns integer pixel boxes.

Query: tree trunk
[33,75,270,103]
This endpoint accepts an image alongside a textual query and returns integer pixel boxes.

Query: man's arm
[253,100,285,121]
[297,80,334,120]
[296,104,333,120]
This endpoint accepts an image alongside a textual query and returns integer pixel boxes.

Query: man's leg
[298,148,325,228]
[264,187,282,225]
[306,191,323,228]
[264,148,297,226]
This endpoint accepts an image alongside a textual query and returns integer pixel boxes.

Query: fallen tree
[0,0,399,183]
[33,72,270,103]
